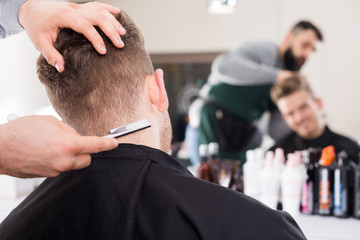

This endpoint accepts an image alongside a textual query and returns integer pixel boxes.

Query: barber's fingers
[95,13,125,48]
[92,2,121,15]
[62,14,107,54]
[85,2,125,35]
[37,35,65,72]
[46,117,118,155]
[73,136,119,155]
[79,2,126,48]
[52,119,118,154]
[46,152,92,174]
[67,154,92,171]
[63,3,125,55]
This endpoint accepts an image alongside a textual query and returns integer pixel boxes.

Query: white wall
[1,0,359,141]
[0,32,50,124]
[104,0,360,141]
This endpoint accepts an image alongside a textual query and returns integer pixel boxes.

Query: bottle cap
[320,145,335,166]
[337,151,348,166]
[255,148,264,163]
[246,150,256,163]
[308,147,322,165]
[302,150,310,165]
[208,142,219,155]
[286,154,297,167]
[287,153,294,162]
[265,151,274,167]
[274,148,285,165]
[294,151,303,165]
[199,144,208,157]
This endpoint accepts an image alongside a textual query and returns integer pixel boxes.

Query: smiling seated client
[0,11,306,240]
[269,75,359,162]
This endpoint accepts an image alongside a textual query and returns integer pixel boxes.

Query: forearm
[0,0,27,38]
[0,123,11,176]
[216,53,279,86]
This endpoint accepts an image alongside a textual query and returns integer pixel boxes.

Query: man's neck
[301,125,326,140]
[114,116,161,150]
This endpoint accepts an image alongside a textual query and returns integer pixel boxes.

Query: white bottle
[255,148,265,169]
[274,148,285,207]
[259,151,280,209]
[274,148,285,173]
[294,151,307,184]
[281,154,303,216]
[244,150,262,200]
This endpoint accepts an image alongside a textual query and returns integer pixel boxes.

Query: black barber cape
[270,126,360,162]
[0,144,306,240]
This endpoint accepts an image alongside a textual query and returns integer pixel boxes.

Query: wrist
[18,0,32,29]
[0,124,8,175]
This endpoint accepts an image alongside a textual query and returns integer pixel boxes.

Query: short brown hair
[271,75,314,104]
[37,11,154,136]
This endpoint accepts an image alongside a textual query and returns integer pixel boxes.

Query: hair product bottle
[198,144,211,182]
[354,153,360,219]
[308,147,322,215]
[318,146,336,216]
[255,148,265,169]
[259,151,280,209]
[230,161,243,192]
[208,142,220,184]
[274,148,285,210]
[243,150,261,200]
[281,154,303,216]
[301,149,314,214]
[333,151,350,218]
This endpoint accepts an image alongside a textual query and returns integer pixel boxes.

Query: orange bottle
[318,145,336,215]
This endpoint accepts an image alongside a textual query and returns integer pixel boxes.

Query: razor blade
[103,119,151,138]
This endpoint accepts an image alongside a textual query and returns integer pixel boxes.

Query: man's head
[37,11,172,152]
[281,21,323,71]
[271,75,325,140]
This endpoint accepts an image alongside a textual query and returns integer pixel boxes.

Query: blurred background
[1,1,360,238]
[1,0,359,143]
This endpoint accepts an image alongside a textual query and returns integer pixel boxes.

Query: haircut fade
[37,11,154,136]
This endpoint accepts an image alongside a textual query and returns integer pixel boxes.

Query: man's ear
[315,97,323,110]
[148,69,169,112]
[283,31,294,46]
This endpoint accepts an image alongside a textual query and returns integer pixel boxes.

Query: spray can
[318,146,335,216]
[333,151,350,217]
[301,149,314,214]
[354,153,360,218]
[308,147,322,215]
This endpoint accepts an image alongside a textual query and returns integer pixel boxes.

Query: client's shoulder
[328,127,358,145]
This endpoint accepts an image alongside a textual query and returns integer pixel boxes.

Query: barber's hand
[277,70,297,83]
[18,0,126,73]
[0,116,118,178]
